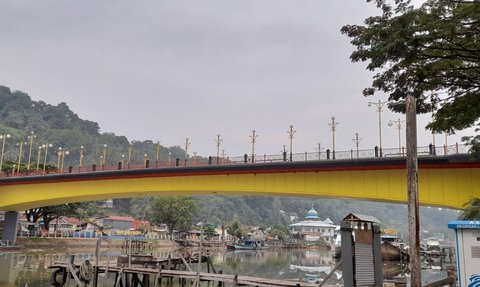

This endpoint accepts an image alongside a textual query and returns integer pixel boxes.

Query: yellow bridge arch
[1,154,479,211]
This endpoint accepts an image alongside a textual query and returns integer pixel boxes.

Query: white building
[289,207,336,246]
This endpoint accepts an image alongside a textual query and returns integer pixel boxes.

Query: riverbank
[1,237,178,252]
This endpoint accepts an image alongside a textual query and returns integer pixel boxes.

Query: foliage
[459,198,480,220]
[25,203,82,230]
[149,196,198,237]
[199,224,218,239]
[268,224,290,241]
[226,220,248,240]
[341,0,480,154]
[0,85,188,171]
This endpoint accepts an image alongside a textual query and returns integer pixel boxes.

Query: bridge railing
[0,143,470,178]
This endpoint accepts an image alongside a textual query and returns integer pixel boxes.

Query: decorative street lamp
[0,133,11,172]
[27,131,36,170]
[368,99,388,156]
[60,150,69,173]
[328,117,339,159]
[184,138,191,166]
[36,146,42,170]
[57,147,63,168]
[388,118,406,155]
[287,125,296,162]
[250,130,258,163]
[316,143,323,160]
[143,153,148,168]
[17,140,27,173]
[155,141,161,167]
[352,133,362,159]
[121,154,125,168]
[168,152,172,166]
[215,134,222,165]
[102,144,108,166]
[79,145,85,169]
[42,143,53,175]
[128,143,133,167]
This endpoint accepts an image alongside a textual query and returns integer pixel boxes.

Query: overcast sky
[0,1,470,157]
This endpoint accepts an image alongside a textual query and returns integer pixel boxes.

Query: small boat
[226,240,266,250]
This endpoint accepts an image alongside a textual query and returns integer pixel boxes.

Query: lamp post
[328,117,338,159]
[79,146,84,170]
[368,99,388,156]
[168,152,172,166]
[215,134,222,165]
[27,131,35,170]
[121,154,125,169]
[0,133,11,172]
[128,143,133,168]
[352,133,362,158]
[60,150,69,173]
[57,147,63,168]
[155,141,161,167]
[388,118,406,155]
[250,130,258,163]
[42,143,53,175]
[36,146,42,170]
[102,144,108,167]
[316,143,323,160]
[17,140,27,173]
[143,153,148,168]
[287,125,296,162]
[184,138,190,166]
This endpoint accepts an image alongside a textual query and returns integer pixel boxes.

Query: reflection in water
[0,248,450,286]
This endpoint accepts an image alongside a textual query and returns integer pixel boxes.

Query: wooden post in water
[406,95,421,286]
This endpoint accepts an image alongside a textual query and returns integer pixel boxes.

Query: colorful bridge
[1,153,479,211]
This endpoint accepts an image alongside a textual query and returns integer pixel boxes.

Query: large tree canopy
[149,196,198,237]
[341,0,480,154]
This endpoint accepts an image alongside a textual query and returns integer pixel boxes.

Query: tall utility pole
[215,134,222,165]
[352,133,362,158]
[406,95,421,286]
[184,138,190,166]
[328,117,339,159]
[250,130,258,163]
[368,99,388,156]
[287,125,296,162]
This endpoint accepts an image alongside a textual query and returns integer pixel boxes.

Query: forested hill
[0,85,186,167]
[0,84,459,238]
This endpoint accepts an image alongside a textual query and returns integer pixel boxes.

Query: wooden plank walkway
[49,263,326,287]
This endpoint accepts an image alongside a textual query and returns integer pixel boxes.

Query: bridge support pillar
[2,211,19,245]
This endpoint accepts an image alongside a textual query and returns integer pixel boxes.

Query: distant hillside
[0,84,460,239]
[0,85,185,168]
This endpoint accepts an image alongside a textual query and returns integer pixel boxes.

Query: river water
[0,248,449,287]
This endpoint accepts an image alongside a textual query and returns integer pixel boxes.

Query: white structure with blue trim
[448,221,480,287]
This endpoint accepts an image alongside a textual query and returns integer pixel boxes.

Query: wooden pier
[49,261,325,287]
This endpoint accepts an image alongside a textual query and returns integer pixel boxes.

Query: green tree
[227,221,248,241]
[341,0,480,154]
[25,203,82,231]
[459,198,480,220]
[268,224,290,241]
[149,196,197,238]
